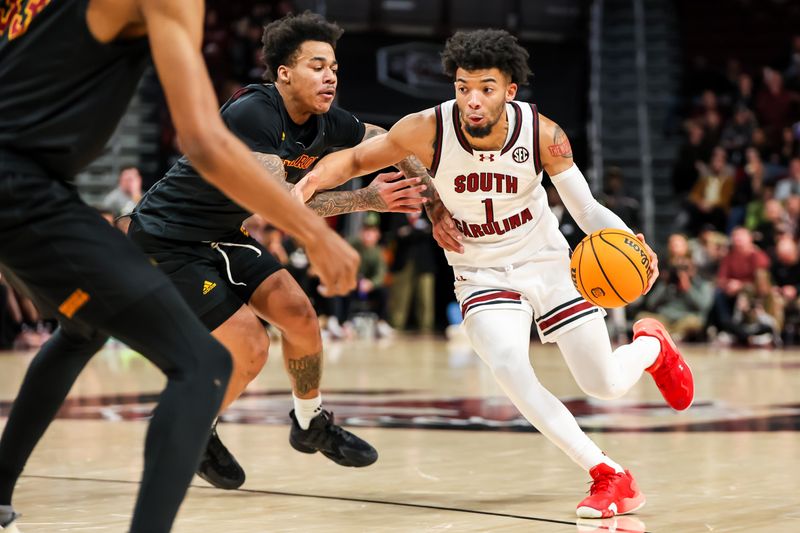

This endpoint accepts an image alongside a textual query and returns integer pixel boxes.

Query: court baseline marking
[21,474,650,532]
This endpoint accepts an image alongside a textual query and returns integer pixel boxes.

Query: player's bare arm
[539,113,658,291]
[303,122,427,215]
[139,0,357,295]
[252,148,425,216]
[363,123,448,222]
[296,110,437,199]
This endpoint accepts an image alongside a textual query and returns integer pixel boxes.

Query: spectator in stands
[388,212,437,333]
[755,68,798,148]
[599,166,641,231]
[783,34,800,91]
[708,227,771,343]
[636,234,713,342]
[343,216,393,338]
[750,127,772,162]
[784,194,800,238]
[701,108,723,147]
[102,166,143,217]
[743,183,776,232]
[730,269,783,347]
[728,147,766,230]
[771,236,800,344]
[753,198,790,251]
[776,126,800,166]
[734,72,755,110]
[690,225,729,282]
[672,120,713,198]
[775,157,800,200]
[720,104,757,166]
[686,146,735,233]
[733,270,783,346]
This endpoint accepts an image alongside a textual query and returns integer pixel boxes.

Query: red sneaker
[576,515,646,532]
[633,317,695,411]
[576,464,646,519]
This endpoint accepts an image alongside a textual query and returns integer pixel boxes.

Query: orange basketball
[569,229,650,308]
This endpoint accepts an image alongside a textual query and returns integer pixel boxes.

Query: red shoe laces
[588,472,621,495]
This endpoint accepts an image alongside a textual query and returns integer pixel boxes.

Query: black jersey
[134,84,365,241]
[0,0,150,179]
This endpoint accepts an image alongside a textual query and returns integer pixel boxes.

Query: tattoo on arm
[547,125,573,158]
[307,188,386,216]
[395,155,442,219]
[287,353,322,395]
[253,152,292,191]
[253,149,387,216]
[362,123,387,142]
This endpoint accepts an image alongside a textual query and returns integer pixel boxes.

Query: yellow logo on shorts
[202,281,217,295]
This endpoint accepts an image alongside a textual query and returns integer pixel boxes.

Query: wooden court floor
[1,334,799,532]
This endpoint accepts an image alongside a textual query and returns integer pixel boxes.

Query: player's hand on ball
[636,233,659,293]
[430,207,463,253]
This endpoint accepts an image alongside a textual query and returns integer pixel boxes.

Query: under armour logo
[478,154,495,162]
[512,146,529,163]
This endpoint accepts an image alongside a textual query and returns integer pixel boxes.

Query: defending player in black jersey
[129,12,433,489]
[0,1,358,531]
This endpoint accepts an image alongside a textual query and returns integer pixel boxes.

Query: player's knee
[280,295,321,344]
[482,345,523,383]
[575,374,626,400]
[238,326,269,381]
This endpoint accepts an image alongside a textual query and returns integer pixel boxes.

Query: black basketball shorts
[127,218,284,330]
[0,172,171,337]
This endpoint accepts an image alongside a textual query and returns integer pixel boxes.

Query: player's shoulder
[224,84,281,115]
[399,107,438,129]
[322,102,360,126]
[535,110,560,139]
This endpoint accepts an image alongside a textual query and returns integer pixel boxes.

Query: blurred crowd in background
[3,1,799,350]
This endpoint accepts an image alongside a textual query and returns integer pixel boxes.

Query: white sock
[293,394,322,430]
[635,335,662,369]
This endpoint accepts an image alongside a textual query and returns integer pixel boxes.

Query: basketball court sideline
[1,336,798,532]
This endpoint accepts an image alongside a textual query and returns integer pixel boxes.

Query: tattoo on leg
[288,353,322,395]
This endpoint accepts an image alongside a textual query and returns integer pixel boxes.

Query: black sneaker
[289,409,378,467]
[0,511,20,531]
[196,422,246,490]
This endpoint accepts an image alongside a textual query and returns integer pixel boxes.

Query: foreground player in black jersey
[0,1,358,531]
[130,12,433,489]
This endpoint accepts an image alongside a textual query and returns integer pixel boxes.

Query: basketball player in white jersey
[295,29,694,519]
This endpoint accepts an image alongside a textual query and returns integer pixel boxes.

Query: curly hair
[261,11,344,82]
[441,29,532,85]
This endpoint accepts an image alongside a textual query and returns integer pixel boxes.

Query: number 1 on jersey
[481,198,495,223]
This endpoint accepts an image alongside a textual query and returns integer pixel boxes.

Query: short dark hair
[441,29,532,85]
[261,11,344,82]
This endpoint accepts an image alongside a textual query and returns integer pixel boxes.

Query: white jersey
[431,100,568,268]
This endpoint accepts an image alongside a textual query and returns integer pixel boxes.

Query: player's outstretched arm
[140,0,357,295]
[539,114,659,291]
[252,147,426,216]
[295,112,434,200]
